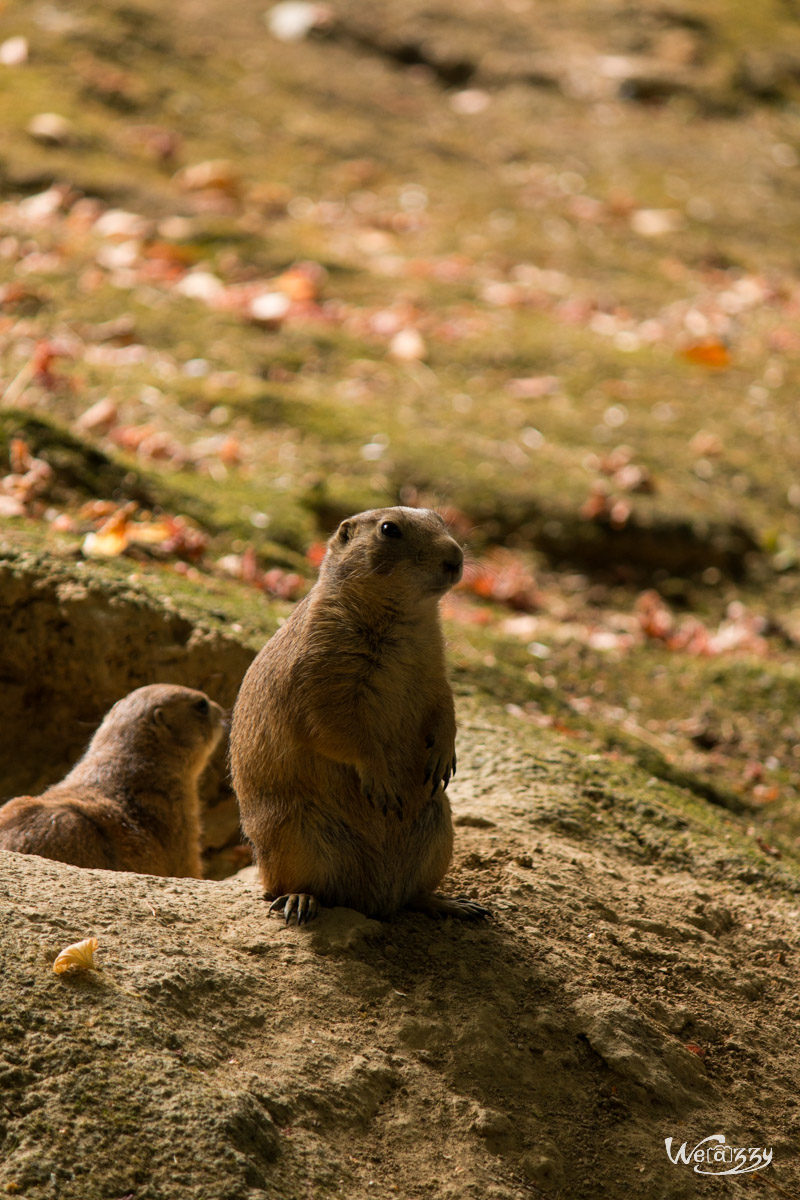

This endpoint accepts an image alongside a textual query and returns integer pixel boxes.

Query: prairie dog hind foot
[266,892,320,925]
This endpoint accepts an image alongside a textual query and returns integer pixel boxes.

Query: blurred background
[2,0,800,864]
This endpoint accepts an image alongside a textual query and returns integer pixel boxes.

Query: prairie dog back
[0,684,224,877]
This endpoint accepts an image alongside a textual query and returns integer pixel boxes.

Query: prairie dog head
[87,684,225,779]
[320,507,463,601]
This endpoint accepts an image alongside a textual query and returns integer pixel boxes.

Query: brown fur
[230,506,488,922]
[0,684,224,877]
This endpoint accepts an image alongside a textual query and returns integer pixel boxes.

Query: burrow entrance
[0,553,255,878]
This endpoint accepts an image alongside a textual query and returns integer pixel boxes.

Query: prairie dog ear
[151,706,168,728]
[336,519,353,544]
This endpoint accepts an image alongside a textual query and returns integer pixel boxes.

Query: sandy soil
[1,703,797,1199]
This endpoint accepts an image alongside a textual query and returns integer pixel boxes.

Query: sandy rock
[572,991,708,1107]
[306,906,384,954]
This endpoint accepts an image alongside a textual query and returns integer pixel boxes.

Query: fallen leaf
[630,208,682,237]
[2,437,54,509]
[130,517,174,546]
[9,437,32,475]
[0,36,29,66]
[76,397,119,434]
[609,498,631,528]
[127,124,181,164]
[614,463,654,493]
[261,567,307,600]
[78,499,119,521]
[175,159,241,195]
[460,550,540,613]
[249,291,291,326]
[93,208,150,240]
[306,542,327,568]
[174,271,225,304]
[636,590,674,640]
[505,375,559,399]
[267,1,333,42]
[0,495,25,517]
[689,430,723,456]
[580,483,610,521]
[31,339,64,388]
[681,341,731,369]
[273,262,325,303]
[82,503,136,559]
[83,525,130,559]
[27,112,74,146]
[152,516,208,561]
[53,937,99,974]
[389,328,426,361]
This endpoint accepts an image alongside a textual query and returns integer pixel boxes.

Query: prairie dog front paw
[359,768,404,818]
[423,734,456,796]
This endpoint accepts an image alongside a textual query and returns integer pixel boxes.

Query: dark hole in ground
[0,555,255,879]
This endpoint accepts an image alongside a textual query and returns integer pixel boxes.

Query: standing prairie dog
[230,506,489,923]
[0,684,224,877]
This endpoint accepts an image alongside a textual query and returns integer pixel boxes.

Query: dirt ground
[1,679,798,1199]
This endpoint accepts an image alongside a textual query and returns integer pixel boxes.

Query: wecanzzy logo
[665,1134,773,1176]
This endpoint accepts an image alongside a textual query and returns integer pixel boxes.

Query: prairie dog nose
[442,545,464,581]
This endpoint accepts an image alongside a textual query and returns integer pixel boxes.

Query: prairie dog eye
[380,520,402,539]
[194,697,210,715]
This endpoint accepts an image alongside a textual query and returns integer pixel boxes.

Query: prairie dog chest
[346,615,443,705]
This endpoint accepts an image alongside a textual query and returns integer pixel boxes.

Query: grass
[3,0,800,847]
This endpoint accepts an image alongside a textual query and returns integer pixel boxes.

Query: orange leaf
[83,526,130,558]
[143,240,201,268]
[9,437,32,475]
[274,264,322,303]
[681,341,731,369]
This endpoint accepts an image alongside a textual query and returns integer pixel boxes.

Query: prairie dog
[0,684,224,877]
[230,506,489,923]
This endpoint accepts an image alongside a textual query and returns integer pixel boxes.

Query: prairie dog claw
[424,741,457,796]
[360,771,404,817]
[267,893,320,925]
[407,892,492,921]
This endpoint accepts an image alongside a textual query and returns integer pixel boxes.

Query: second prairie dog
[230,506,489,923]
[0,684,224,877]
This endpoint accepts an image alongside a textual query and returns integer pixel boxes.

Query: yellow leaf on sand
[53,937,99,974]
